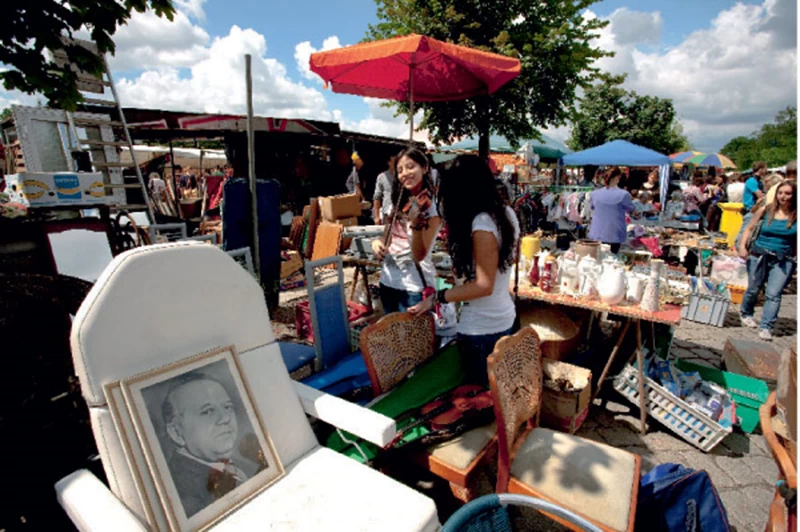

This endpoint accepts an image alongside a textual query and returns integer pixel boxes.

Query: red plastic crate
[295,300,371,343]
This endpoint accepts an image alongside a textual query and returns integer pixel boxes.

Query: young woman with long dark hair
[371,147,441,313]
[738,180,797,341]
[409,154,520,385]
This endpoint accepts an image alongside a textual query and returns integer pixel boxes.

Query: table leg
[650,321,657,354]
[591,319,632,402]
[349,265,360,302]
[635,319,647,434]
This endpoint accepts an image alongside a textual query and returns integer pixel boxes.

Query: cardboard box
[540,359,592,434]
[320,193,361,222]
[337,216,358,250]
[5,172,111,207]
[723,338,779,389]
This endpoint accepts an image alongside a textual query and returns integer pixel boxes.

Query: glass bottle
[529,255,540,287]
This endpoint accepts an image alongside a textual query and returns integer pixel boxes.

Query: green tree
[568,74,689,154]
[0,108,11,122]
[721,107,796,170]
[3,1,175,111]
[368,0,611,158]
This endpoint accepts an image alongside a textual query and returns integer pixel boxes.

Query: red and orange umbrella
[309,34,521,139]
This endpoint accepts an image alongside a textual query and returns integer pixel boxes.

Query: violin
[420,384,494,431]
[385,384,494,449]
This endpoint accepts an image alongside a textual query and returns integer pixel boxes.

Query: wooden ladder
[56,39,155,224]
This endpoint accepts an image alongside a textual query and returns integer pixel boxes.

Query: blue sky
[1,0,795,153]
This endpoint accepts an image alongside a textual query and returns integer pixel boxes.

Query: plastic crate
[674,359,769,434]
[613,365,732,452]
[681,292,729,327]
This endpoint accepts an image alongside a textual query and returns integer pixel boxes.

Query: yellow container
[520,235,541,260]
[719,202,744,249]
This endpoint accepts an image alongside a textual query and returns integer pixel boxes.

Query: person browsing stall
[735,161,768,247]
[163,372,250,517]
[738,180,797,341]
[373,155,397,225]
[588,167,635,254]
[371,148,441,313]
[408,155,520,385]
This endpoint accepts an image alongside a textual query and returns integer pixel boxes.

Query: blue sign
[53,174,82,200]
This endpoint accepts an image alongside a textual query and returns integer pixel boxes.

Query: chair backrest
[305,256,351,370]
[225,247,256,276]
[71,242,317,528]
[487,327,543,492]
[360,312,436,396]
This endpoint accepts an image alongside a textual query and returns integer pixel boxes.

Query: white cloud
[608,8,662,46]
[106,9,210,71]
[173,0,207,21]
[116,26,333,121]
[341,97,430,144]
[586,0,797,152]
[294,36,343,81]
[0,88,43,111]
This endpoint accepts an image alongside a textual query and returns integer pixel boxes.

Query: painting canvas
[121,346,283,531]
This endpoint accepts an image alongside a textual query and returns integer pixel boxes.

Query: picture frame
[120,346,284,531]
[104,381,170,531]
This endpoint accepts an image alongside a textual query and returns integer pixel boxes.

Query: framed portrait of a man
[121,346,283,531]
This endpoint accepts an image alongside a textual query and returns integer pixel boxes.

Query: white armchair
[56,242,439,531]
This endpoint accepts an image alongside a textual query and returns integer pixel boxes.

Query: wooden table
[516,284,682,434]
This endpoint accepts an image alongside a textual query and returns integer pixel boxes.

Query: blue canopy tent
[442,133,571,161]
[559,140,671,213]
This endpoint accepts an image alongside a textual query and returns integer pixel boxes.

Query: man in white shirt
[726,173,745,203]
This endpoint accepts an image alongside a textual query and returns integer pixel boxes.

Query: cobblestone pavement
[574,293,796,532]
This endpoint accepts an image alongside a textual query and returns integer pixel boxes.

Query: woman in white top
[371,147,441,313]
[409,154,520,385]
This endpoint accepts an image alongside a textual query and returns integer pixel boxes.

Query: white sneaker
[741,315,758,328]
[758,329,773,341]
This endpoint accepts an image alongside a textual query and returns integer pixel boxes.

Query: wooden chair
[359,312,498,502]
[760,391,797,532]
[488,327,641,532]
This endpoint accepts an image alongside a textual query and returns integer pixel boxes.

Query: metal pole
[169,138,180,216]
[245,54,261,277]
[408,57,414,141]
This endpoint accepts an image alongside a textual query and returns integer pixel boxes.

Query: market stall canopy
[442,133,571,161]
[560,140,670,167]
[684,152,736,169]
[309,34,521,139]
[669,150,704,163]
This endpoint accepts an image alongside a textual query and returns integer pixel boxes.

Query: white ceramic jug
[626,274,646,304]
[598,262,627,305]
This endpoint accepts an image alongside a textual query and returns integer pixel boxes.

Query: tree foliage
[368,0,611,157]
[0,108,11,122]
[721,107,797,170]
[568,74,690,154]
[3,1,175,111]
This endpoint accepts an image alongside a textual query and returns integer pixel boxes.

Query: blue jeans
[740,252,795,330]
[734,212,753,250]
[458,324,517,386]
[379,283,423,314]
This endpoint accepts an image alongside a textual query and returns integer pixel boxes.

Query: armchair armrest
[292,381,396,447]
[55,469,147,532]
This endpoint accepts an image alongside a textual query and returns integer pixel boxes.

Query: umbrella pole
[408,60,414,141]
[245,53,261,278]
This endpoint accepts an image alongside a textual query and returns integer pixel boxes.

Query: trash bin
[719,202,744,249]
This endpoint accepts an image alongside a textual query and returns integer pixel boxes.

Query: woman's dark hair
[438,154,515,280]
[603,167,622,187]
[390,147,432,216]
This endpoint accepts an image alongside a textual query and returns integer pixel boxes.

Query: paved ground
[275,270,796,531]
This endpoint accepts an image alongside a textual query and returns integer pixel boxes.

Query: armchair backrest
[487,328,543,492]
[70,242,317,527]
[360,312,436,396]
[305,256,351,370]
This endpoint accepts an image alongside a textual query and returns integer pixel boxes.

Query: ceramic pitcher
[598,262,627,305]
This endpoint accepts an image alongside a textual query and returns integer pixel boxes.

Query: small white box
[5,172,111,207]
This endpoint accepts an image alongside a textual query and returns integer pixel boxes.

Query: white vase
[598,264,627,305]
[639,259,663,312]
[626,274,646,304]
